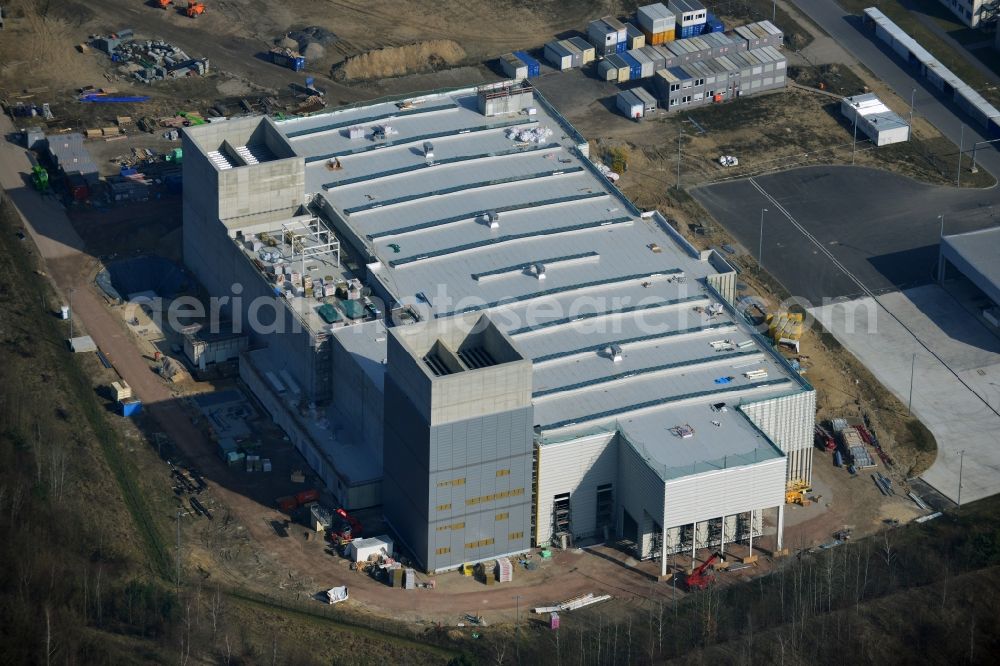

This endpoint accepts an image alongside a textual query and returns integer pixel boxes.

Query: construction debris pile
[507,126,553,144]
[10,101,54,119]
[93,29,209,84]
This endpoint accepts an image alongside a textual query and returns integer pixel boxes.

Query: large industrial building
[182,81,815,573]
[938,226,1000,330]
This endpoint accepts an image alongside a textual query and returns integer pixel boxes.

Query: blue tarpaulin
[80,94,150,103]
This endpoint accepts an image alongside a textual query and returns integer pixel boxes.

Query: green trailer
[31,166,49,192]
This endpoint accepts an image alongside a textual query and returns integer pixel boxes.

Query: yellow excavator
[786,480,813,506]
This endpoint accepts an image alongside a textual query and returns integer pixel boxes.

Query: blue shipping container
[615,41,627,54]
[679,24,701,39]
[120,399,142,417]
[620,52,642,80]
[513,50,541,77]
[703,14,724,34]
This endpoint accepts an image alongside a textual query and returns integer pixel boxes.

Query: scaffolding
[552,492,571,537]
[280,217,341,279]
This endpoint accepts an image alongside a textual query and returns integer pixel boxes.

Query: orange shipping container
[645,28,675,44]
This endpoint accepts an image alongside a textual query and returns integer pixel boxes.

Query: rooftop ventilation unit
[487,210,500,229]
[207,150,233,170]
[423,141,434,158]
[670,424,695,438]
[532,262,546,280]
[608,344,623,363]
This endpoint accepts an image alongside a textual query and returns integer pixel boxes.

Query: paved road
[812,286,1000,505]
[693,166,1000,304]
[791,0,1000,177]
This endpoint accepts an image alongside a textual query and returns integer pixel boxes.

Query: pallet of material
[850,445,875,469]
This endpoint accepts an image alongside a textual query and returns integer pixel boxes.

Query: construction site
[2,0,999,663]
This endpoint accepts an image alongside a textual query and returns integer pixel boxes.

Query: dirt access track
[28,0,610,96]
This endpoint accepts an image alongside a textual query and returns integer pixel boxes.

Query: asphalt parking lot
[693,166,1000,305]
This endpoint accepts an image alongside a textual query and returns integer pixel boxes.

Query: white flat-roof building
[841,93,910,146]
[183,82,815,573]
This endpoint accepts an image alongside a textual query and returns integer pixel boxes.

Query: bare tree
[210,586,223,639]
[180,602,192,666]
[9,482,24,523]
[95,565,103,626]
[44,605,55,666]
[493,637,507,666]
[969,615,976,663]
[626,616,632,664]
[657,600,664,655]
[880,531,897,588]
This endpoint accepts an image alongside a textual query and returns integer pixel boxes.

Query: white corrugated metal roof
[273,86,808,472]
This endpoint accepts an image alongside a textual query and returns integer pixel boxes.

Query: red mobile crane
[328,508,363,547]
[681,553,723,591]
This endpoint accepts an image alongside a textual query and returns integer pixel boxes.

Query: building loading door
[622,509,639,544]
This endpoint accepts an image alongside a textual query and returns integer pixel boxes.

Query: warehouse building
[840,93,910,146]
[183,82,815,573]
[938,226,1000,330]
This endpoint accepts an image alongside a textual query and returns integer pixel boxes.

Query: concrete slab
[692,167,1000,305]
[810,284,1000,504]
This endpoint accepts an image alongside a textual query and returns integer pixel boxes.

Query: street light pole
[513,594,521,664]
[758,208,768,274]
[852,110,859,165]
[957,124,964,187]
[67,289,74,340]
[676,127,682,190]
[907,352,915,415]
[938,214,945,238]
[958,449,965,508]
[909,88,916,127]
[970,138,1000,174]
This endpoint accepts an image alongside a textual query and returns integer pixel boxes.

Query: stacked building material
[96,30,209,84]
